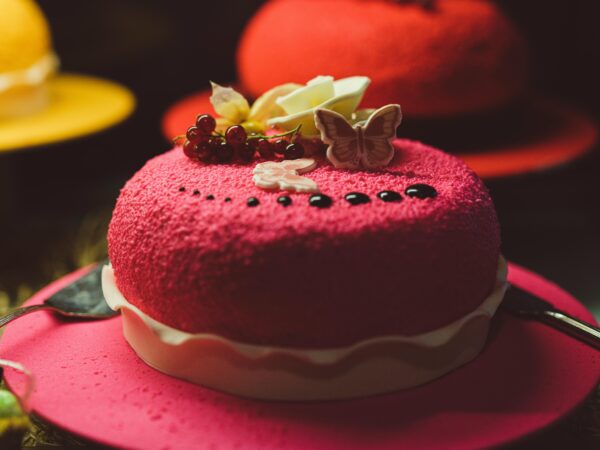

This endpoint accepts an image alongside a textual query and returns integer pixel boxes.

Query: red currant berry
[284,142,304,160]
[225,125,247,147]
[273,139,288,155]
[256,139,274,159]
[237,142,255,162]
[186,126,204,143]
[208,137,222,151]
[196,114,216,134]
[183,140,197,159]
[215,141,234,163]
[196,140,213,161]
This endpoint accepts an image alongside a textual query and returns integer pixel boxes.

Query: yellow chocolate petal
[209,82,250,124]
[248,82,302,124]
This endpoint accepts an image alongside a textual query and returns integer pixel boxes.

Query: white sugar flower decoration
[253,159,318,193]
[267,75,371,137]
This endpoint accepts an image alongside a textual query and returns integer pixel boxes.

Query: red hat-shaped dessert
[238,0,530,119]
[163,0,597,179]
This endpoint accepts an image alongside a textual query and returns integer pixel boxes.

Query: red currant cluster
[180,114,307,164]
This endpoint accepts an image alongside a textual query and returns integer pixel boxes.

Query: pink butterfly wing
[315,108,361,169]
[361,104,402,168]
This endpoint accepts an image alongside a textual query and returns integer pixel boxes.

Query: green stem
[247,124,302,141]
[173,124,301,145]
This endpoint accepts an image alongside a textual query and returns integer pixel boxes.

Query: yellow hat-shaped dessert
[0,0,134,152]
[0,0,58,118]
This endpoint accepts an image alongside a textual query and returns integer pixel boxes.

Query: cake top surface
[112,140,488,241]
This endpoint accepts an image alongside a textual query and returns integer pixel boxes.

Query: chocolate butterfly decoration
[315,104,402,170]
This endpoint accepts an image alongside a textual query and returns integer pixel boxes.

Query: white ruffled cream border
[102,258,508,401]
[0,52,58,93]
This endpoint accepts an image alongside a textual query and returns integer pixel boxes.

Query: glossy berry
[183,140,197,159]
[284,142,304,160]
[225,125,247,147]
[295,137,321,156]
[196,114,216,134]
[256,139,274,159]
[237,142,255,162]
[215,141,234,163]
[186,126,204,143]
[196,140,213,162]
[273,139,288,155]
[208,137,222,152]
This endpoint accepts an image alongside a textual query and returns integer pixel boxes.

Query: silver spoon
[0,261,117,329]
[501,284,600,350]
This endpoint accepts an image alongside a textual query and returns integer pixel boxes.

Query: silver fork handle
[0,304,52,329]
[541,310,600,350]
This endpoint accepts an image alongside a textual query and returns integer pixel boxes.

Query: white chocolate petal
[268,76,371,137]
[276,76,334,115]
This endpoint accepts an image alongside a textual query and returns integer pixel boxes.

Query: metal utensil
[0,261,116,329]
[501,284,600,350]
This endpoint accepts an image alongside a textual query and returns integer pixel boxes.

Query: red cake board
[1,263,599,450]
[161,89,598,180]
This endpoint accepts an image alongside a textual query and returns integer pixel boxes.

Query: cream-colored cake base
[102,258,507,401]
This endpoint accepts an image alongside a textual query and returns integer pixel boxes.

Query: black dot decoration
[247,197,260,207]
[309,194,333,208]
[377,190,402,203]
[277,195,292,207]
[405,184,437,199]
[178,187,186,192]
[193,190,200,196]
[344,192,370,205]
[206,194,215,200]
[224,197,232,202]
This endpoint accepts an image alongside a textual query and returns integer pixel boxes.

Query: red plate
[2,263,599,450]
[161,89,598,180]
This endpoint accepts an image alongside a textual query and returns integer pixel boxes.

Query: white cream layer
[102,258,508,401]
[0,52,58,118]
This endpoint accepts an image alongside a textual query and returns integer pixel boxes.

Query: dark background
[0,0,599,321]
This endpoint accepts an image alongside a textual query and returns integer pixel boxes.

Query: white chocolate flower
[253,158,318,193]
[267,75,371,137]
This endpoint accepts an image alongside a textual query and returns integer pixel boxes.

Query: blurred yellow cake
[0,0,58,118]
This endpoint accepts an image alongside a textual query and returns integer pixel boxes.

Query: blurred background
[0,0,599,321]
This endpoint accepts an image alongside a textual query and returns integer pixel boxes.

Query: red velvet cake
[238,0,529,118]
[108,140,500,347]
[105,77,505,399]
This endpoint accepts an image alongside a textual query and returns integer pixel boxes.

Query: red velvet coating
[108,140,500,347]
[237,0,529,118]
[2,265,598,449]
